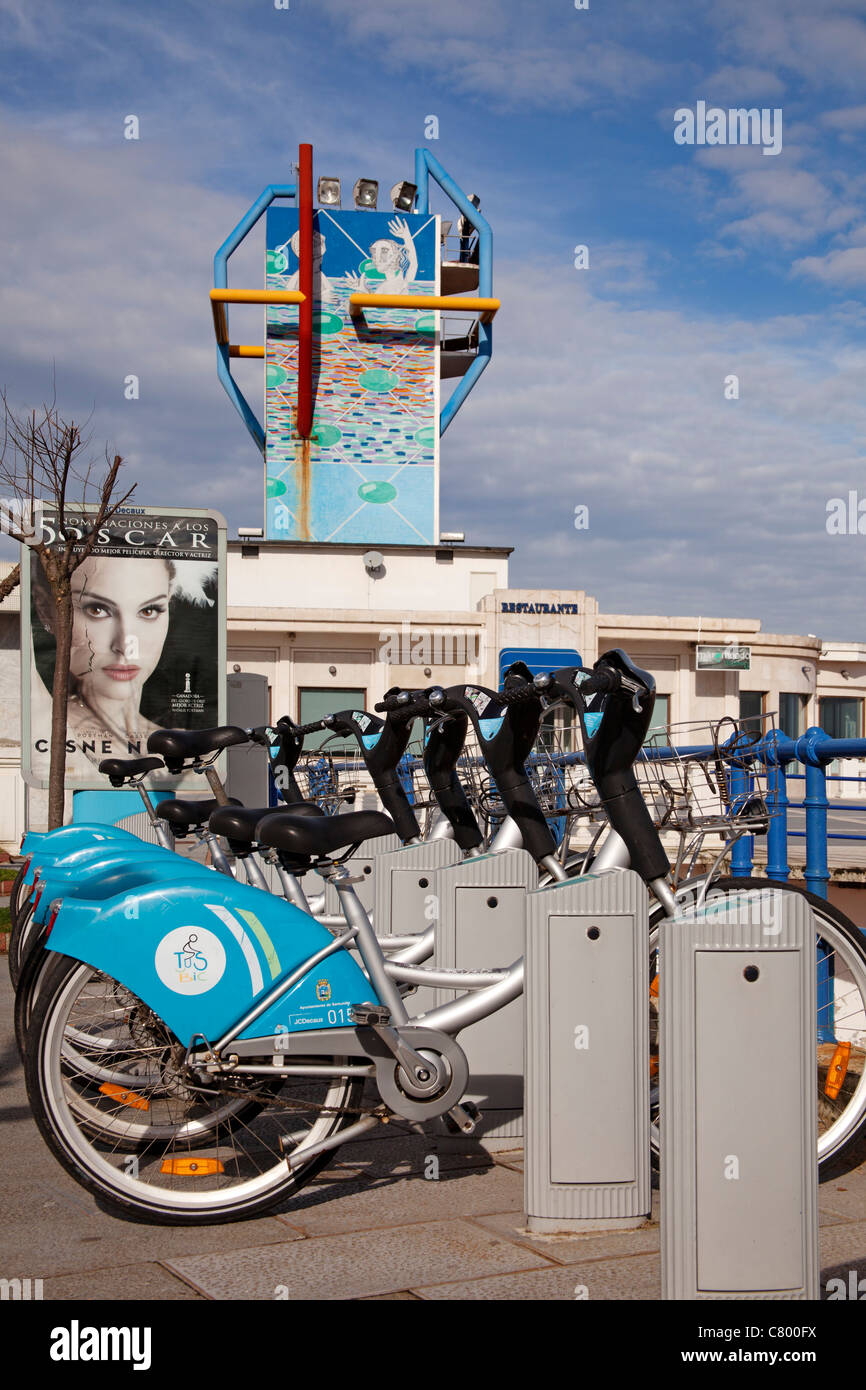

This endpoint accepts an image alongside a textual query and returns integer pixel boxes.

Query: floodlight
[317,177,341,206]
[353,178,379,209]
[390,181,417,211]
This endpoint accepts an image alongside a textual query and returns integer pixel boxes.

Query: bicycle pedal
[444,1101,480,1135]
[350,1003,391,1027]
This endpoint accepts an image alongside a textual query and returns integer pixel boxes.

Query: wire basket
[295,744,371,815]
[637,712,778,835]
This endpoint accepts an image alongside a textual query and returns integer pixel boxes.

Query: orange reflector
[98,1083,150,1111]
[824,1041,852,1100]
[649,1056,659,1079]
[160,1157,225,1176]
[650,974,659,999]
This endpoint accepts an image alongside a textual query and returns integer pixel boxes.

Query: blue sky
[2,0,866,638]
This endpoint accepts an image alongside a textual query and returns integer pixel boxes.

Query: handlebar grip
[581,666,621,696]
[500,684,544,706]
[294,718,330,737]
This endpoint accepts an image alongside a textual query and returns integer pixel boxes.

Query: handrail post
[798,728,834,1043]
[760,730,793,884]
[729,759,753,877]
[798,728,831,900]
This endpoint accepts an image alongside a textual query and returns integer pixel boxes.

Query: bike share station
[16,143,829,1300]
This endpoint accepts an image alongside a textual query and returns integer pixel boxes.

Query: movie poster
[21,506,226,790]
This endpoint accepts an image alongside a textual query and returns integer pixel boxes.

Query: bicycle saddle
[255,809,395,860]
[155,797,241,830]
[147,725,248,772]
[98,756,164,787]
[208,802,324,846]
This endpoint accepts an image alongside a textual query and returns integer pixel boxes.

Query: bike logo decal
[154,926,226,995]
[583,711,603,738]
[206,903,264,994]
[353,712,371,730]
[361,732,382,750]
[478,716,504,741]
[316,978,331,1002]
[464,686,491,715]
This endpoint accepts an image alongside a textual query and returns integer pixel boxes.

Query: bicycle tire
[8,897,36,991]
[649,876,866,1174]
[8,860,28,932]
[25,954,365,1224]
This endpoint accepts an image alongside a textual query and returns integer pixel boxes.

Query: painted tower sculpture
[210,144,498,545]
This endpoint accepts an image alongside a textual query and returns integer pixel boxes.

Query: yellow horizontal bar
[210,288,306,347]
[229,344,265,358]
[349,293,500,324]
[210,289,306,305]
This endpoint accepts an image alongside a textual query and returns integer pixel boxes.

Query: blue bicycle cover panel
[46,875,377,1047]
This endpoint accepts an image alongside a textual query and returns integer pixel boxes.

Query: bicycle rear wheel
[25,955,366,1223]
[649,877,866,1174]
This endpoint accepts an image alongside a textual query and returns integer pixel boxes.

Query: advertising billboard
[21,506,226,790]
[264,206,439,545]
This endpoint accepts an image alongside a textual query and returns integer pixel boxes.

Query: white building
[1,542,862,848]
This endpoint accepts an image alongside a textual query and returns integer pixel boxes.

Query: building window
[739,690,765,734]
[298,687,366,751]
[778,692,807,738]
[819,697,861,741]
[645,693,670,740]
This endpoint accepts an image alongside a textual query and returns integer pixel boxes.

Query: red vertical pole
[297,142,313,439]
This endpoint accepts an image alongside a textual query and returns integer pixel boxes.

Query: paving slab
[43,1263,205,1301]
[275,1162,523,1236]
[472,1210,660,1265]
[165,1219,554,1300]
[818,1218,866,1273]
[336,1129,494,1180]
[415,1252,662,1300]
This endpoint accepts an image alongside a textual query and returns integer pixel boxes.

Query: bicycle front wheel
[649,877,866,1174]
[25,955,366,1224]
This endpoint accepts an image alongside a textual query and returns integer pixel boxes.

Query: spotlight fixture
[317,176,341,207]
[353,178,379,209]
[390,180,417,212]
[457,192,481,241]
[440,219,452,246]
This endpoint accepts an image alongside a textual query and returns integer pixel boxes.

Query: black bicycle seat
[155,797,241,831]
[98,756,164,787]
[147,726,249,772]
[209,802,325,845]
[255,810,395,859]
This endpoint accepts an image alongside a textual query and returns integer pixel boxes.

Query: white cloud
[793,246,866,286]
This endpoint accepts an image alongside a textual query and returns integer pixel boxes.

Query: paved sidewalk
[1,967,863,1301]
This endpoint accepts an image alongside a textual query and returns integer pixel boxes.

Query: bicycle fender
[23,823,144,858]
[33,850,212,925]
[20,834,174,889]
[45,877,377,1048]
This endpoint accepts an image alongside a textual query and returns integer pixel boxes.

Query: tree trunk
[47,586,72,830]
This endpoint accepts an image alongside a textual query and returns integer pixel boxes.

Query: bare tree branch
[0,562,20,604]
[0,384,136,828]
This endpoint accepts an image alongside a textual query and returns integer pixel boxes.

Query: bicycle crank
[358,1021,470,1122]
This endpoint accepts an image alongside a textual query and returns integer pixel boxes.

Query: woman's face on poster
[69,556,171,704]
